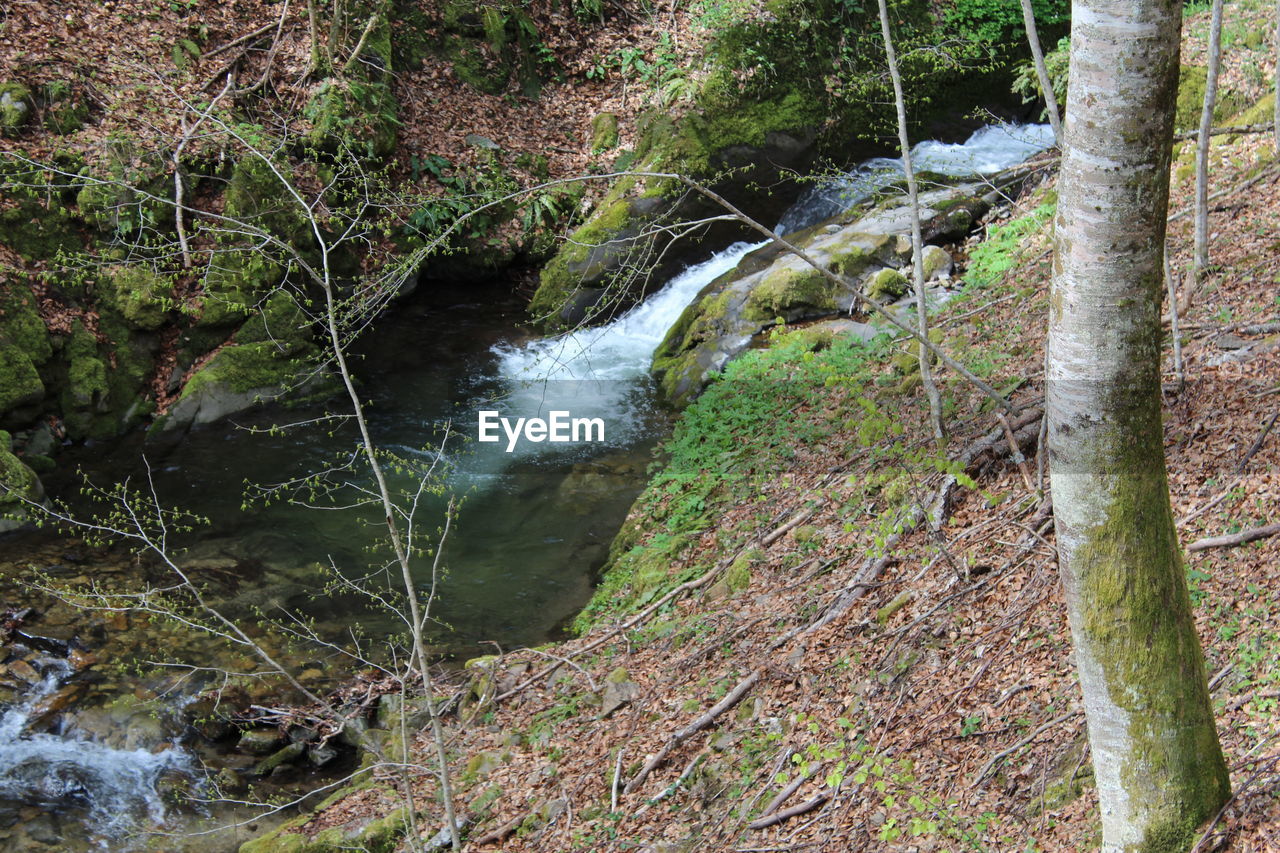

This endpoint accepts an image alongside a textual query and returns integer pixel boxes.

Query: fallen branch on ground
[971,710,1081,786]
[1188,523,1280,552]
[746,792,831,830]
[623,670,761,795]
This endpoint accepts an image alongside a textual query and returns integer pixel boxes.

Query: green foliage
[579,324,987,628]
[403,155,519,240]
[944,0,1068,44]
[1011,37,1069,120]
[962,199,1056,288]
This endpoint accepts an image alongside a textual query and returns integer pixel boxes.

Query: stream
[0,122,1053,851]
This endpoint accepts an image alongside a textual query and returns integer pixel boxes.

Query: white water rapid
[490,122,1053,450]
[486,240,762,455]
[0,658,191,850]
[777,122,1055,235]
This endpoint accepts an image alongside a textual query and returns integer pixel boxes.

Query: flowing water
[0,122,1053,850]
[777,123,1057,235]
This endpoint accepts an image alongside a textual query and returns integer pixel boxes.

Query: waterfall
[777,123,1055,235]
[486,241,762,454]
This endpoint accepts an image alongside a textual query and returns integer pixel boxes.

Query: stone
[237,727,285,755]
[600,669,640,717]
[251,741,305,776]
[920,245,953,280]
[591,112,619,151]
[465,133,500,151]
[0,82,32,136]
[865,268,909,301]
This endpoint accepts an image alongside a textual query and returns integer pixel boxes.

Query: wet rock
[236,727,285,756]
[307,743,339,768]
[6,658,40,685]
[216,767,247,794]
[251,741,305,776]
[25,681,85,731]
[649,179,1005,407]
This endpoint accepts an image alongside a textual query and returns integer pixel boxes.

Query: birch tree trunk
[1047,0,1231,848]
[1193,0,1224,279]
[1020,0,1063,143]
[876,0,944,442]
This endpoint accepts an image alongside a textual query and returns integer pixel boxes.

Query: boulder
[650,181,994,406]
[0,82,32,136]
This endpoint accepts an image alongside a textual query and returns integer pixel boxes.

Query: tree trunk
[1020,0,1063,143]
[1193,0,1224,279]
[1274,0,1279,154]
[876,0,944,442]
[1047,0,1231,848]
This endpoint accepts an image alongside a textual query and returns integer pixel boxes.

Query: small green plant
[963,200,1057,289]
[1011,37,1069,121]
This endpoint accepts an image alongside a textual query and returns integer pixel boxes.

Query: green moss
[0,432,40,513]
[73,144,170,236]
[181,342,304,399]
[0,82,32,136]
[198,251,283,327]
[0,345,43,412]
[829,243,877,278]
[224,157,309,243]
[724,548,760,593]
[42,80,89,134]
[103,265,171,330]
[742,266,832,321]
[304,78,399,158]
[1173,65,1246,133]
[1227,91,1275,128]
[1073,408,1230,849]
[529,198,634,323]
[59,323,109,438]
[591,112,619,152]
[865,267,908,301]
[0,192,81,262]
[0,287,53,364]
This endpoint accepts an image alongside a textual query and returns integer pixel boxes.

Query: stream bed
[0,121,1054,851]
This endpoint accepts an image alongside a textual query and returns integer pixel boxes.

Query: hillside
[0,0,1278,851]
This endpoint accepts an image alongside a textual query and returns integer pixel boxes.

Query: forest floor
[310,7,1280,846]
[337,132,1277,852]
[4,0,1280,851]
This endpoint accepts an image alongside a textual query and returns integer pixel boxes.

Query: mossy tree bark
[1047,0,1231,849]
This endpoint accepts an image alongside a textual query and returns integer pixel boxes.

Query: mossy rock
[0,82,32,136]
[920,245,953,279]
[1174,65,1247,133]
[591,112,619,152]
[0,185,82,262]
[742,266,833,322]
[865,267,909,301]
[103,266,171,331]
[224,156,311,243]
[0,431,43,531]
[304,78,399,159]
[0,346,43,414]
[197,251,284,327]
[0,287,53,364]
[238,803,407,853]
[529,197,639,329]
[74,149,170,236]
